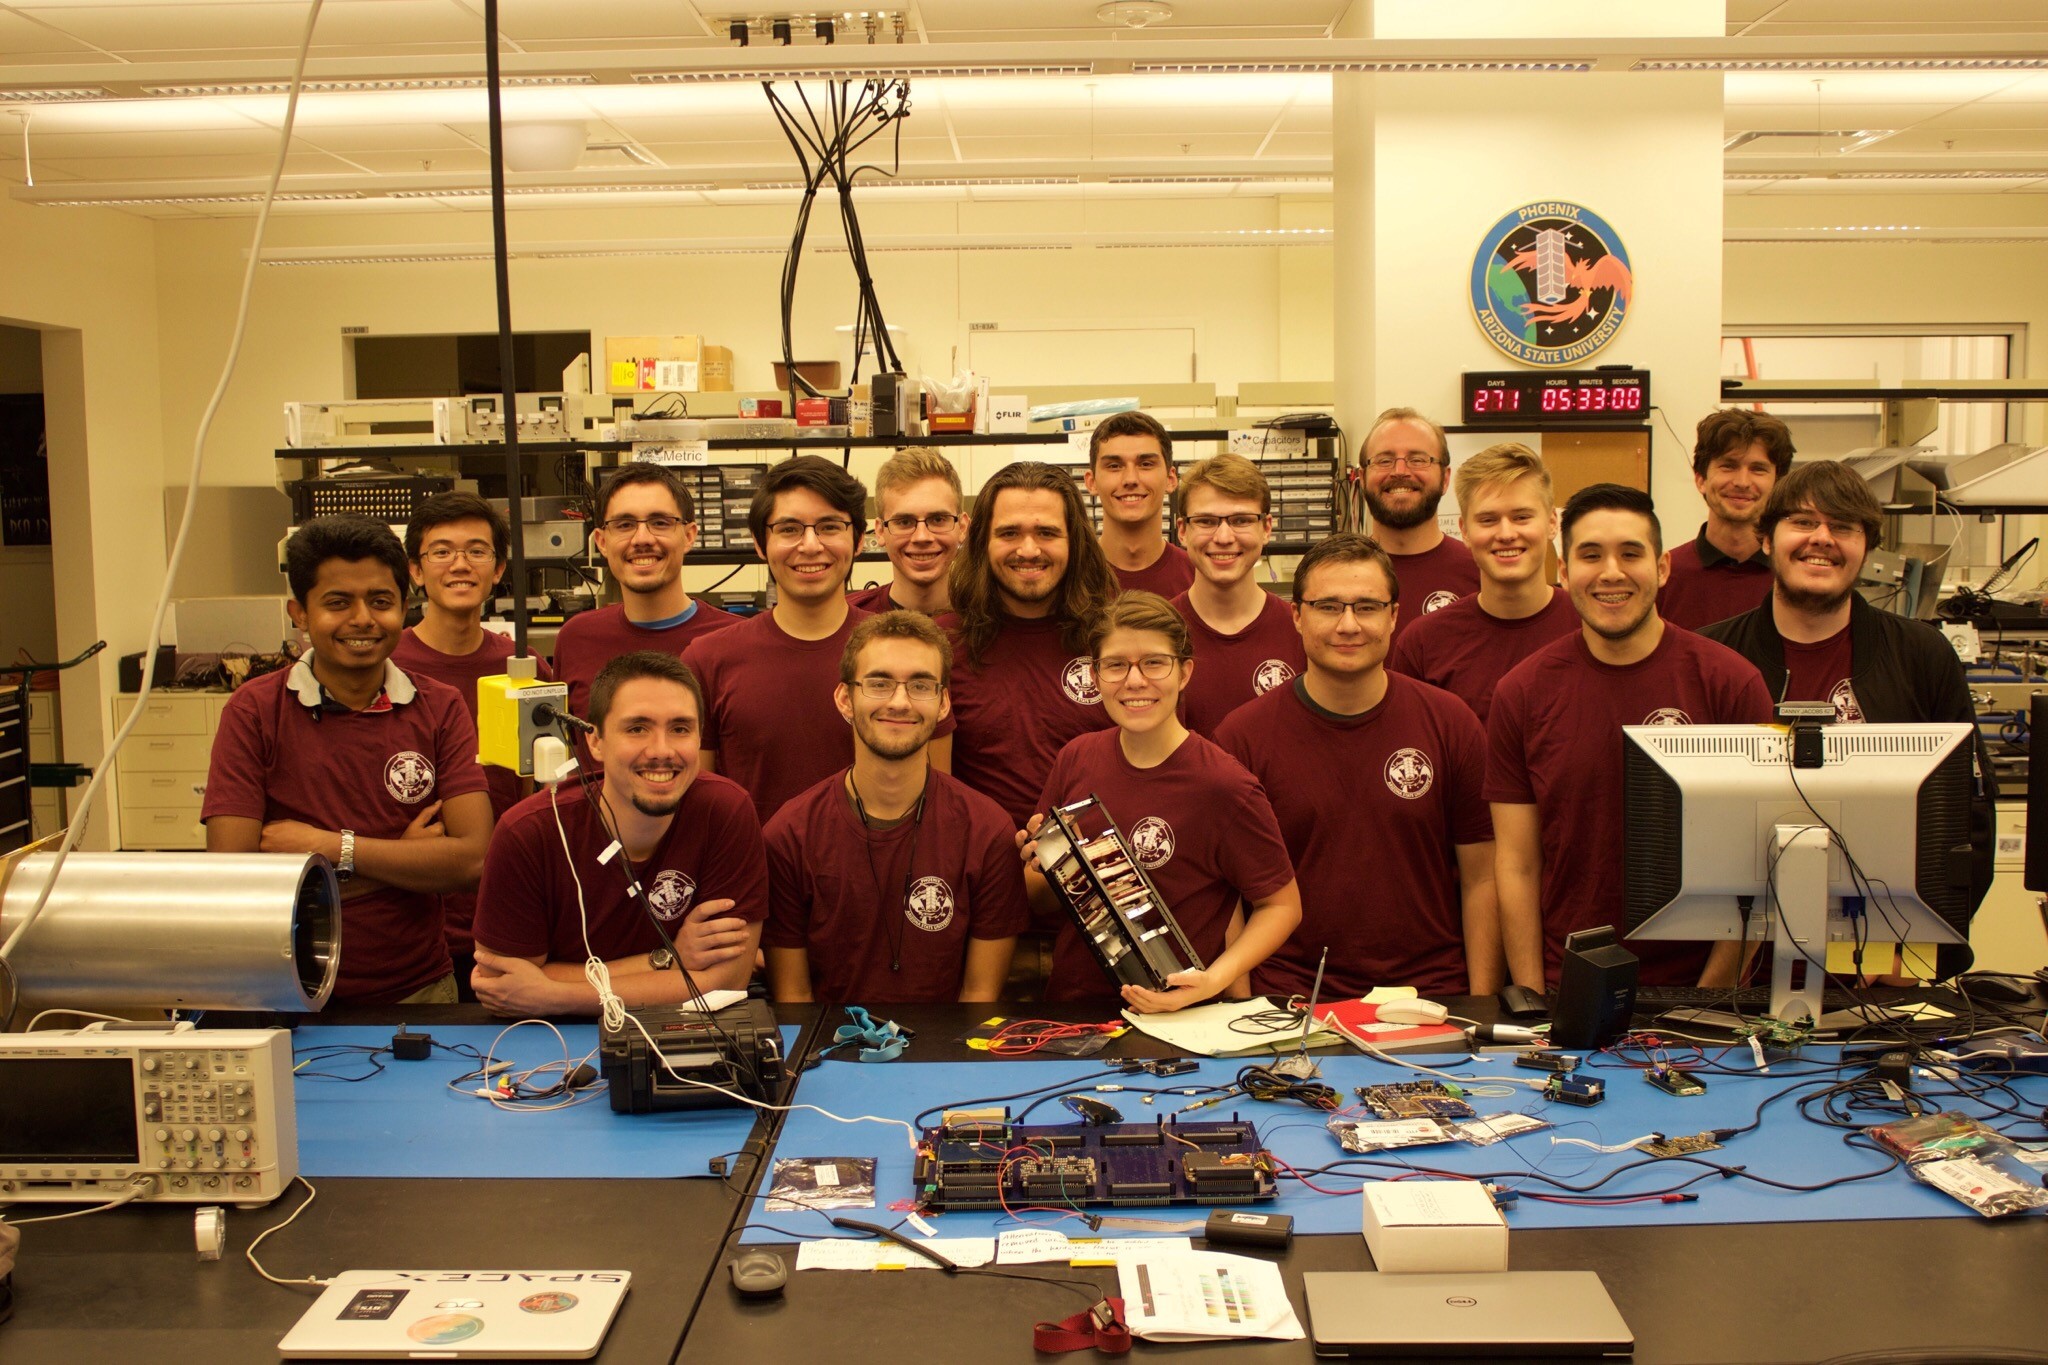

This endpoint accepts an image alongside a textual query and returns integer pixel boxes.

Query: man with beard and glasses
[1659,409,1792,630]
[1359,407,1479,637]
[1702,460,1994,977]
[1487,484,1772,992]
[468,652,765,1016]
[764,612,1028,1006]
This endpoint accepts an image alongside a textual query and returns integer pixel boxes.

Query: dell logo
[1446,1296,1479,1308]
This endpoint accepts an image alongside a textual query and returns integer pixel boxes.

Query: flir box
[1361,1180,1508,1273]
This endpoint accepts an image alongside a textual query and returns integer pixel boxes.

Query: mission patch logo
[1470,202,1633,368]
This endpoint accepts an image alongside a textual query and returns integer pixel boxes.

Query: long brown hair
[949,461,1119,666]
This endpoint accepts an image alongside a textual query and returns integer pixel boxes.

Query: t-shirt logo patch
[1829,679,1865,723]
[383,751,435,804]
[646,870,698,922]
[1061,657,1102,706]
[1384,747,1435,799]
[1130,816,1176,870]
[905,876,956,933]
[1642,707,1692,726]
[1422,590,1460,613]
[1253,659,1296,694]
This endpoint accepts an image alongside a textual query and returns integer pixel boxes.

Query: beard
[1776,580,1854,615]
[853,711,933,761]
[1581,596,1657,642]
[628,789,685,818]
[1364,483,1444,532]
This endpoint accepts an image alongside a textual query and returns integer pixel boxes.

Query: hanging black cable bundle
[762,78,912,406]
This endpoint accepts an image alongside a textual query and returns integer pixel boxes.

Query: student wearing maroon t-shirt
[1658,409,1792,630]
[470,652,765,1015]
[393,492,555,997]
[765,612,1026,1006]
[1087,411,1195,597]
[1022,593,1300,1010]
[1169,454,1305,734]
[1488,484,1773,991]
[1216,534,1498,1000]
[204,517,494,1005]
[847,446,966,616]
[1389,443,1577,727]
[1361,407,1480,633]
[687,456,948,824]
[552,463,738,739]
[1702,461,1994,977]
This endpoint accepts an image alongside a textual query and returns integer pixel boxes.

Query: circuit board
[1641,1132,1723,1159]
[1355,1081,1478,1122]
[913,1115,1277,1211]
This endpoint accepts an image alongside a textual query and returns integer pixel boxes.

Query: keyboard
[1631,985,1868,1014]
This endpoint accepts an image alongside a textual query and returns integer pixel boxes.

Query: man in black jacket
[1701,459,1992,977]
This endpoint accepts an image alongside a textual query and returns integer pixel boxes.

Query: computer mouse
[1375,999,1449,1026]
[730,1248,788,1299]
[1498,984,1549,1019]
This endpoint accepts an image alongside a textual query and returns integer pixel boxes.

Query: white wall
[0,190,168,848]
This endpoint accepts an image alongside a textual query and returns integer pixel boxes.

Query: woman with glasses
[1020,591,1301,1009]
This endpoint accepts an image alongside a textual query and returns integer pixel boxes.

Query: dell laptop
[1305,1271,1633,1358]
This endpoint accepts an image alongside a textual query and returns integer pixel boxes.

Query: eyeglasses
[601,514,686,537]
[1093,654,1185,683]
[1781,513,1865,541]
[1364,453,1444,472]
[1300,597,1391,620]
[1182,513,1266,533]
[881,511,960,535]
[854,676,944,701]
[767,517,856,543]
[419,546,498,565]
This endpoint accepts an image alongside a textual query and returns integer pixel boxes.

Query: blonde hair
[1088,590,1192,659]
[1174,453,1271,518]
[873,446,962,507]
[1454,441,1552,511]
[1366,406,1449,462]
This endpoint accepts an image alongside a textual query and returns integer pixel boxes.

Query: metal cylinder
[0,853,339,1012]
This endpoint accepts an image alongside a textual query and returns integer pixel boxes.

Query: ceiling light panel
[0,87,115,104]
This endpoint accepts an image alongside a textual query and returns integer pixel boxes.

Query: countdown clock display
[1461,368,1650,425]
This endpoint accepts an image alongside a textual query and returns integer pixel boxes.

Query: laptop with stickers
[278,1270,631,1360]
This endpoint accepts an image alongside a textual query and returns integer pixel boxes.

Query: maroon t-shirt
[202,662,489,1004]
[1485,627,1775,986]
[1387,588,1579,728]
[471,771,767,964]
[940,613,1118,827]
[389,627,553,955]
[1169,590,1307,736]
[1034,729,1296,1002]
[1658,531,1773,631]
[1385,537,1481,635]
[1216,674,1493,999]
[846,582,901,613]
[1113,542,1196,598]
[763,768,1030,1005]
[550,599,739,727]
[1782,624,1864,722]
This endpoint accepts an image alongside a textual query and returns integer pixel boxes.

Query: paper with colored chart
[1115,1250,1304,1341]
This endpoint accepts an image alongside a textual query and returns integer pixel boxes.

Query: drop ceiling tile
[343,146,491,172]
[27,147,356,179]
[0,8,104,56]
[489,0,715,42]
[13,3,337,52]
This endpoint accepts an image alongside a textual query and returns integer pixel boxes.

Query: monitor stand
[1768,823,1833,1024]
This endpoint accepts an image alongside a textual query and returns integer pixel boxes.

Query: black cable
[910,1070,1123,1132]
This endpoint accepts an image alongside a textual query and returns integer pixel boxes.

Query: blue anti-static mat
[741,1050,2048,1242]
[292,1024,798,1179]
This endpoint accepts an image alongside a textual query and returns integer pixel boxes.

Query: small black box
[1204,1209,1292,1250]
[1550,926,1637,1051]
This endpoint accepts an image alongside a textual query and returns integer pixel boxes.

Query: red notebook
[1314,999,1471,1055]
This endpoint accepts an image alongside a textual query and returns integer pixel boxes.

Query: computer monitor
[1622,723,1977,1021]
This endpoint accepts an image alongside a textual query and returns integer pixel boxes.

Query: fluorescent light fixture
[1106,173,1333,184]
[742,176,1079,190]
[1132,61,1590,74]
[46,190,366,206]
[1728,226,2048,242]
[137,76,594,97]
[385,183,715,198]
[1640,58,2048,72]
[633,64,1091,83]
[0,87,114,103]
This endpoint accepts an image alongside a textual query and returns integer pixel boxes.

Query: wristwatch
[648,947,675,972]
[336,830,356,883]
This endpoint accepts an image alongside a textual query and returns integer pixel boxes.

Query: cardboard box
[700,344,733,391]
[605,335,702,395]
[1361,1180,1509,1274]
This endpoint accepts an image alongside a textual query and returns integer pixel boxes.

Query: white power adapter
[532,736,575,786]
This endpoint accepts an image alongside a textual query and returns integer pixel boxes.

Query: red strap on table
[1033,1298,1131,1355]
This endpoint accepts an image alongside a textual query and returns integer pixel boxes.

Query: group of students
[200,405,1989,1013]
